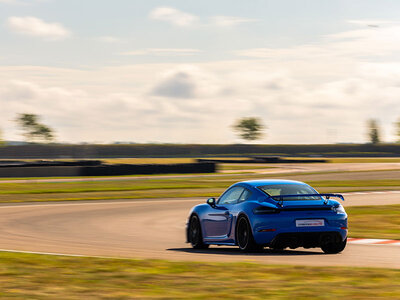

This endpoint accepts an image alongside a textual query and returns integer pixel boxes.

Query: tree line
[233,117,399,144]
[0,114,55,144]
[0,114,399,144]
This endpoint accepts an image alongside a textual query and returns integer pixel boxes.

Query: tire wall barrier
[0,166,81,178]
[81,162,215,176]
[0,162,216,178]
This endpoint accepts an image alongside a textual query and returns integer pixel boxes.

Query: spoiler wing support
[270,193,345,207]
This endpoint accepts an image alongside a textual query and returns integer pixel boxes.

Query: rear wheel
[321,237,347,254]
[236,216,263,252]
[189,215,209,249]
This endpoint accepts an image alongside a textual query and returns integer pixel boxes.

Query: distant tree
[367,119,380,144]
[233,117,265,141]
[395,118,400,143]
[16,113,55,143]
[0,128,3,145]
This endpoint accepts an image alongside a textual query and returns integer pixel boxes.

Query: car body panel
[186,179,348,249]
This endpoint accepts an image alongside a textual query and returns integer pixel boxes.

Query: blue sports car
[186,179,347,253]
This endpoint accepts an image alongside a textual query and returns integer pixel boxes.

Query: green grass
[1,172,400,203]
[0,180,228,194]
[0,172,228,181]
[0,167,400,211]
[347,205,400,240]
[220,164,276,171]
[327,157,400,163]
[0,252,398,299]
[309,179,400,187]
[0,178,229,202]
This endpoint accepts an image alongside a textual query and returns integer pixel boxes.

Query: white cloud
[212,16,259,27]
[120,48,201,56]
[149,7,198,26]
[149,6,257,28]
[151,66,221,100]
[236,22,400,60]
[347,19,399,27]
[2,27,400,144]
[0,80,160,142]
[7,16,71,40]
[152,70,197,99]
[235,46,324,59]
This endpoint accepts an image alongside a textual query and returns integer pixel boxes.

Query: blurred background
[1,0,400,145]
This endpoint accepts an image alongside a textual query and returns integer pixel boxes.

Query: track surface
[0,192,399,269]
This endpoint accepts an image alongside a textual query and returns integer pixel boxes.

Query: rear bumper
[253,227,348,245]
[251,211,348,247]
[268,231,345,249]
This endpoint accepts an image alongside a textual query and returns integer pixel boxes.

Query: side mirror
[206,198,216,208]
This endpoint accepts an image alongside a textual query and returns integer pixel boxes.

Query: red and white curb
[348,238,400,246]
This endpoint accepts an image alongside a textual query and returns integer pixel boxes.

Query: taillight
[253,206,280,214]
[258,228,277,232]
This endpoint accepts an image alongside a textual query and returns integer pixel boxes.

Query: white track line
[0,198,202,209]
[0,249,132,259]
[0,237,399,260]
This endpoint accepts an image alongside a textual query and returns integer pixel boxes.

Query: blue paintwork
[186,179,348,248]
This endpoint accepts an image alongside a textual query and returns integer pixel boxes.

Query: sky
[1,0,400,144]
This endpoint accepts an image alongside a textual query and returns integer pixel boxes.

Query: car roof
[239,179,307,187]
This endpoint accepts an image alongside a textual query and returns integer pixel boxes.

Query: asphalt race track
[0,192,399,269]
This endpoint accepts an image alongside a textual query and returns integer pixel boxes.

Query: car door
[203,186,244,240]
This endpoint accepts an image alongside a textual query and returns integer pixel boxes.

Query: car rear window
[258,184,321,200]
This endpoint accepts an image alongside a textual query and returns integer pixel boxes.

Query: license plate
[296,219,325,227]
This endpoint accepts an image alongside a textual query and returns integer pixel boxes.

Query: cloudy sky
[1,0,400,144]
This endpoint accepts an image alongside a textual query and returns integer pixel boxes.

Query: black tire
[321,237,347,254]
[236,216,263,252]
[188,215,209,249]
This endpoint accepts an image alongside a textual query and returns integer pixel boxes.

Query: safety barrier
[0,162,216,178]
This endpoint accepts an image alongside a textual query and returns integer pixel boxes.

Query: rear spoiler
[270,193,344,206]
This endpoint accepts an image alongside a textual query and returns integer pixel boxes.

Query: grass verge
[0,252,399,299]
[327,157,400,163]
[347,204,400,240]
[1,175,400,203]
